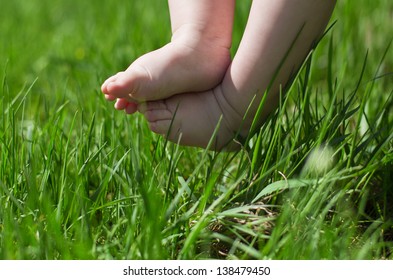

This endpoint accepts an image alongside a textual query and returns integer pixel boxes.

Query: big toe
[105,65,151,101]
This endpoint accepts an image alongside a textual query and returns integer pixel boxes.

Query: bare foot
[137,0,336,151]
[137,85,248,151]
[104,0,335,151]
[102,0,234,105]
[101,40,231,103]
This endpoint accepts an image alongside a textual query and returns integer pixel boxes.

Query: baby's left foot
[101,40,231,103]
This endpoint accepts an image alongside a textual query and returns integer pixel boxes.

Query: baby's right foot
[137,85,251,151]
[101,39,231,103]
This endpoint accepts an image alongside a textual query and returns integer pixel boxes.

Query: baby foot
[101,40,231,103]
[137,85,253,151]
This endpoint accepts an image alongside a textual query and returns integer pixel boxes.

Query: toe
[144,109,173,123]
[138,100,168,113]
[138,99,184,143]
[104,94,117,101]
[101,72,123,94]
[138,100,173,122]
[148,119,173,136]
[125,102,138,114]
[114,98,129,110]
[105,66,149,100]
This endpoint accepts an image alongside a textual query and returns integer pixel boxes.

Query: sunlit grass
[0,0,392,259]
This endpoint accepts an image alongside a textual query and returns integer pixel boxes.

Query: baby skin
[102,0,336,150]
[102,0,234,113]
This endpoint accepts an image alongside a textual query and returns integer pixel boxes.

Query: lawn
[0,0,392,259]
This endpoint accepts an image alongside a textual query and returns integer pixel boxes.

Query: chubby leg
[102,0,234,106]
[139,0,337,150]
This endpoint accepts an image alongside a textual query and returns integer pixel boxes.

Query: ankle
[171,23,232,51]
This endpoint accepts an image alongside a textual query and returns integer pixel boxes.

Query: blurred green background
[0,0,392,260]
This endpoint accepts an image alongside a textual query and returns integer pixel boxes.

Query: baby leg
[102,0,234,105]
[139,0,337,150]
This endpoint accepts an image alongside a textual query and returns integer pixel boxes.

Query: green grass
[0,0,392,259]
